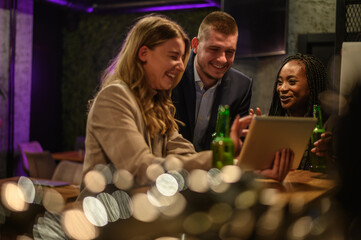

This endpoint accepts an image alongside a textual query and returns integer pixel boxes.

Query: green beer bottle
[310,105,326,172]
[211,105,234,169]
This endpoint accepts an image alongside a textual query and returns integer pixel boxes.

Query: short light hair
[198,11,238,41]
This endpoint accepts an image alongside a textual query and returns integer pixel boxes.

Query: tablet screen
[237,116,316,170]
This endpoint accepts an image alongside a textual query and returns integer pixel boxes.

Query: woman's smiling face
[139,37,185,91]
[276,60,310,116]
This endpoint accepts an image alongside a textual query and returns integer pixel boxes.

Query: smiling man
[172,11,253,151]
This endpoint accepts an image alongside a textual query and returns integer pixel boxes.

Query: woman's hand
[230,115,253,156]
[249,107,262,116]
[311,132,332,157]
[254,148,294,182]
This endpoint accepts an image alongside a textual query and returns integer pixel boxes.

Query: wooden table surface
[52,150,84,162]
[257,169,337,204]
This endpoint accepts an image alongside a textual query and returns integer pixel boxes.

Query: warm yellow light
[1,182,28,212]
[84,170,106,193]
[62,207,99,240]
[113,169,133,190]
[132,193,159,222]
[42,188,65,214]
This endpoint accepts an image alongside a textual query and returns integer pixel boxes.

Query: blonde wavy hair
[99,14,190,137]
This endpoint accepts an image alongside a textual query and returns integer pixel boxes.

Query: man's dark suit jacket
[172,53,253,151]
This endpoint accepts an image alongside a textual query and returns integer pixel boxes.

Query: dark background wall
[31,1,217,151]
[31,2,63,152]
[31,0,337,153]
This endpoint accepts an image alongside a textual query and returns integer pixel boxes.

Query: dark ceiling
[38,0,221,13]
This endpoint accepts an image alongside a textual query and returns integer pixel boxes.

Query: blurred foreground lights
[112,190,133,219]
[320,197,332,214]
[16,235,32,240]
[147,163,165,182]
[221,165,242,183]
[155,237,180,240]
[164,156,183,171]
[43,188,65,214]
[62,207,99,240]
[159,193,186,217]
[208,168,230,193]
[35,212,66,239]
[288,216,313,240]
[289,194,306,214]
[83,196,108,227]
[18,176,35,204]
[219,209,255,239]
[183,212,212,235]
[235,190,258,209]
[97,193,120,222]
[156,173,179,196]
[209,203,232,224]
[84,170,106,193]
[187,169,209,193]
[259,188,281,206]
[168,170,186,191]
[132,193,159,222]
[147,188,186,217]
[256,207,284,237]
[113,169,133,190]
[1,182,29,212]
[309,216,328,236]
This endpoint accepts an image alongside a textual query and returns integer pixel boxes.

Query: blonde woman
[80,14,292,198]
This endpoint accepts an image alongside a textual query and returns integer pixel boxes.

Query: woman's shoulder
[94,80,138,108]
[101,80,130,93]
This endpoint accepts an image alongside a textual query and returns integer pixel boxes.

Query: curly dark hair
[268,53,329,117]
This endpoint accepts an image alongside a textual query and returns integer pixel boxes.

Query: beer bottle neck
[215,106,231,137]
[313,105,323,128]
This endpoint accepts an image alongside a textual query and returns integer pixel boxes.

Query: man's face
[192,29,237,83]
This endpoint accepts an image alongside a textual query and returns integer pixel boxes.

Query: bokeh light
[83,196,108,227]
[113,169,133,190]
[221,165,242,183]
[35,212,67,239]
[183,212,212,235]
[187,169,209,193]
[164,156,183,171]
[111,190,133,219]
[156,173,179,196]
[97,192,120,222]
[42,188,65,214]
[158,193,186,217]
[132,193,159,222]
[288,216,313,240]
[256,207,284,237]
[93,164,113,184]
[168,170,186,191]
[1,182,28,212]
[84,170,106,193]
[209,203,232,224]
[219,209,255,239]
[62,207,99,240]
[259,188,281,206]
[146,163,165,182]
[17,176,35,204]
[289,194,306,214]
[235,190,258,209]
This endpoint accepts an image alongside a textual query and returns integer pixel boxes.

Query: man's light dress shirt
[193,60,221,151]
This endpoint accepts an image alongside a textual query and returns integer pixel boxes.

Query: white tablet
[237,116,316,170]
